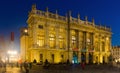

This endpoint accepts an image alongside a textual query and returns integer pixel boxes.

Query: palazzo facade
[112,46,120,62]
[20,5,112,64]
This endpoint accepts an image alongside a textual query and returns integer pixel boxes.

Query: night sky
[0,0,120,50]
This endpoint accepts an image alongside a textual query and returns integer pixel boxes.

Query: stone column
[56,25,59,49]
[33,22,37,46]
[83,31,86,50]
[86,32,89,64]
[45,22,49,49]
[86,52,89,64]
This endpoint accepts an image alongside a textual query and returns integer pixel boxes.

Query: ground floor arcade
[26,49,110,64]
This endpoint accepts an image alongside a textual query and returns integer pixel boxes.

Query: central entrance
[89,53,93,64]
[72,51,78,64]
[81,53,86,63]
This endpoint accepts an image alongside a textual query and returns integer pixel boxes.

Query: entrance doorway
[89,53,93,64]
[103,56,105,64]
[40,54,43,64]
[61,55,64,63]
[81,53,86,63]
[51,54,54,63]
[72,51,78,64]
[96,56,99,64]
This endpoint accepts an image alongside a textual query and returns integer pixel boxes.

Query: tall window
[59,36,64,49]
[90,33,93,45]
[40,54,43,63]
[95,42,99,51]
[72,36,76,48]
[49,34,56,48]
[79,32,83,49]
[83,32,86,49]
[102,42,105,52]
[37,35,44,47]
[38,25,43,29]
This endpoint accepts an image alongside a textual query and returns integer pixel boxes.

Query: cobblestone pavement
[4,64,120,73]
[5,67,24,73]
[29,64,120,73]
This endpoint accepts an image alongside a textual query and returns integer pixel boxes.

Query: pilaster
[56,25,59,49]
[78,52,81,63]
[33,22,37,46]
[45,22,49,49]
[83,31,86,49]
[86,52,89,64]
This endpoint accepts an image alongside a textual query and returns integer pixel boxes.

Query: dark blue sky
[0,0,120,50]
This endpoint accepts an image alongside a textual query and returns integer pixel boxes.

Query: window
[95,42,99,51]
[37,35,44,47]
[102,42,105,52]
[72,36,76,48]
[59,36,64,49]
[49,34,56,48]
[51,54,54,63]
[38,25,43,29]
[90,33,93,45]
[40,54,43,63]
[83,32,86,48]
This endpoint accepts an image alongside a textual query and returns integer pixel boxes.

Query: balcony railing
[29,10,111,32]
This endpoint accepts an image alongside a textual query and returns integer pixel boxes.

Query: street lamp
[24,29,28,33]
[24,29,28,61]
[98,33,101,65]
[67,11,70,63]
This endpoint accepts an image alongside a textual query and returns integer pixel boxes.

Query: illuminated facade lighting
[20,4,112,64]
[112,46,120,62]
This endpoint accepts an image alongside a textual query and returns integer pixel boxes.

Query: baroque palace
[20,4,112,64]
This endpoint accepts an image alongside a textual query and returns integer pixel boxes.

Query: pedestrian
[29,62,32,69]
[3,62,6,72]
[11,63,14,68]
[66,59,70,65]
[44,59,49,69]
[18,59,23,70]
[20,62,23,70]
[81,62,85,70]
[23,61,29,73]
[16,62,19,67]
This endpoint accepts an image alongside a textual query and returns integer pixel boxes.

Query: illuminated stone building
[112,46,120,62]
[20,5,112,64]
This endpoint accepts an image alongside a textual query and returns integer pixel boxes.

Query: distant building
[0,49,6,61]
[20,4,112,64]
[0,36,6,62]
[0,33,19,63]
[112,46,120,62]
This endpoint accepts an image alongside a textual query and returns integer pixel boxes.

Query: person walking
[18,59,23,70]
[23,61,29,73]
[29,62,32,69]
[81,62,85,70]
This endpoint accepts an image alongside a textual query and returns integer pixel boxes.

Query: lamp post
[98,28,101,65]
[24,29,28,61]
[67,11,70,62]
